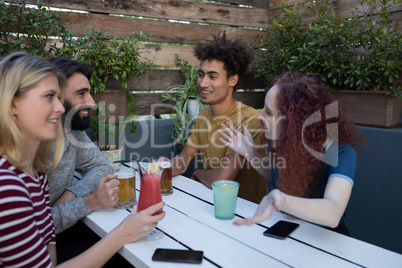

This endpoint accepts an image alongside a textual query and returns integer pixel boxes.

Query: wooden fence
[40,0,402,116]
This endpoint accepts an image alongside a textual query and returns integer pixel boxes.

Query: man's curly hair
[193,31,253,81]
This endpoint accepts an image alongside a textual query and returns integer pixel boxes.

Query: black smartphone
[263,220,299,239]
[152,248,204,264]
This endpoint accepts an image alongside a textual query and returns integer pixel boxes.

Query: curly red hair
[272,72,360,197]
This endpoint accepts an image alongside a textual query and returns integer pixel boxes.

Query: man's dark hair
[50,58,91,80]
[193,31,253,80]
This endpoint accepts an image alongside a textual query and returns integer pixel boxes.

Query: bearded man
[49,59,120,234]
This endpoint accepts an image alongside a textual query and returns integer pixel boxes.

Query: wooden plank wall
[39,0,402,115]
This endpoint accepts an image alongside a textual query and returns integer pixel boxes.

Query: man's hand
[84,174,119,211]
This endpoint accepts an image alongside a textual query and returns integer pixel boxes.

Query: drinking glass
[113,166,136,209]
[137,169,164,240]
[157,159,173,195]
[212,180,239,220]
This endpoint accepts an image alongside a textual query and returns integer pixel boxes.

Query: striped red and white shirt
[0,156,55,268]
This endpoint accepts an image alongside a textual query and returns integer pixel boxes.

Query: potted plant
[59,28,153,115]
[63,28,153,95]
[60,28,153,165]
[253,0,402,127]
[162,55,203,147]
[90,90,138,168]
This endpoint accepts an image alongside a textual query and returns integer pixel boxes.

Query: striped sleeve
[40,173,56,245]
[0,171,53,268]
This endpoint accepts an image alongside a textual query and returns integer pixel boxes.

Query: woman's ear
[11,98,19,117]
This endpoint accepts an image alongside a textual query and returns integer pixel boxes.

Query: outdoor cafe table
[81,162,402,268]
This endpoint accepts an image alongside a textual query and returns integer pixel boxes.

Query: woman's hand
[118,202,166,244]
[233,189,285,226]
[219,122,255,157]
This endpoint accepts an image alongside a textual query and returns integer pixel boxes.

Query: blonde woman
[0,52,165,267]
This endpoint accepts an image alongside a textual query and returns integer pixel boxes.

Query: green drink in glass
[212,180,239,220]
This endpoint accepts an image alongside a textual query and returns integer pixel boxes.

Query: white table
[81,163,402,268]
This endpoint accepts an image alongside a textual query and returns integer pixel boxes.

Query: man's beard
[62,101,91,131]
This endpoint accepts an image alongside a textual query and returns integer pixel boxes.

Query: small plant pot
[101,146,123,169]
[188,98,200,120]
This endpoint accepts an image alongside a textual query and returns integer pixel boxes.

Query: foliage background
[253,0,402,96]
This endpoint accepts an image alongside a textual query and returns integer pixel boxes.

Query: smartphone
[263,220,299,239]
[152,248,204,264]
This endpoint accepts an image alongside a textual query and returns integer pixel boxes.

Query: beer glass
[113,166,136,209]
[157,159,173,195]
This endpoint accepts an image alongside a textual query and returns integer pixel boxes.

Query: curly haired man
[168,31,268,203]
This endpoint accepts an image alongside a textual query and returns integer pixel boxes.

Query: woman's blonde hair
[0,52,66,176]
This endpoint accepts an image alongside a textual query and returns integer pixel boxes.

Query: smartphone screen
[263,220,299,239]
[152,248,204,264]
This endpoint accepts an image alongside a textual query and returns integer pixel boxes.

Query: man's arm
[191,154,242,188]
[51,175,119,234]
[171,145,198,176]
[52,190,76,206]
[51,197,91,234]
[50,131,114,234]
[68,158,112,197]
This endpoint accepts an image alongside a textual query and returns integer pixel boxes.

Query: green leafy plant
[162,54,202,146]
[253,0,402,94]
[64,28,153,94]
[1,1,152,94]
[90,90,138,151]
[64,29,153,150]
[0,0,74,59]
[0,1,152,149]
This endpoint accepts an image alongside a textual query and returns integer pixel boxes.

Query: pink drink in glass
[137,171,163,215]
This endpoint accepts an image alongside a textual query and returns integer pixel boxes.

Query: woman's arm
[56,202,165,268]
[234,177,352,228]
[219,122,270,180]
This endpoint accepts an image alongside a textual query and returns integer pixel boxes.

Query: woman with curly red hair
[220,72,360,235]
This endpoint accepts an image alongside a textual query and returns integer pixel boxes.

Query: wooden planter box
[331,90,402,128]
